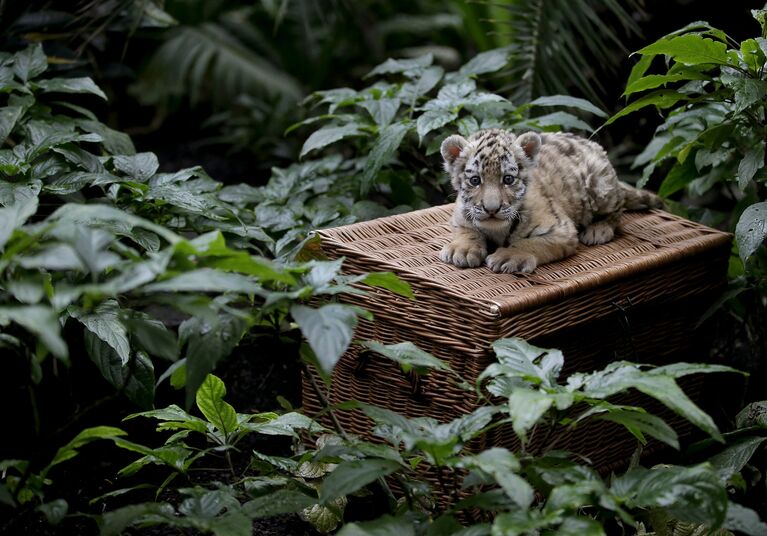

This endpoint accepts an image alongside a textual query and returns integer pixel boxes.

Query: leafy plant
[75,339,767,535]
[606,8,767,398]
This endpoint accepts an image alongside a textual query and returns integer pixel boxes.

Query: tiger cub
[439,129,662,273]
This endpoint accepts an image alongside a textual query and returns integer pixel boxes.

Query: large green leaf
[361,122,411,194]
[72,300,131,365]
[597,409,679,449]
[737,142,766,189]
[0,305,67,359]
[300,124,363,158]
[318,458,400,504]
[49,426,127,469]
[113,153,160,182]
[416,110,457,142]
[611,464,727,526]
[12,44,48,82]
[180,314,249,408]
[337,515,416,536]
[34,77,107,100]
[141,269,261,294]
[577,363,722,441]
[360,98,400,128]
[708,436,767,481]
[359,272,414,299]
[361,341,450,373]
[85,331,155,408]
[508,388,553,443]
[724,503,767,536]
[458,47,511,76]
[0,180,40,249]
[736,202,767,263]
[195,374,238,436]
[242,489,316,519]
[605,90,687,126]
[291,304,358,375]
[638,34,729,66]
[0,105,24,144]
[529,95,607,117]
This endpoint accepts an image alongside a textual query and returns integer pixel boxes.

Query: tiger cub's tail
[619,182,664,210]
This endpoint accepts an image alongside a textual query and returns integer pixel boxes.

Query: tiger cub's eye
[502,175,515,185]
[468,176,481,186]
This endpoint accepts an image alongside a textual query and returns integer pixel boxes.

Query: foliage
[606,9,767,395]
[8,340,763,534]
[0,43,412,444]
[490,0,643,106]
[254,47,607,256]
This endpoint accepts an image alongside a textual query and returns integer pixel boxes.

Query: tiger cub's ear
[516,132,541,161]
[441,135,468,167]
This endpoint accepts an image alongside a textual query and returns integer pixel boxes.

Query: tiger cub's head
[441,128,540,227]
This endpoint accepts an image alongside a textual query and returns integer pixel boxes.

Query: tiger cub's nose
[482,202,500,215]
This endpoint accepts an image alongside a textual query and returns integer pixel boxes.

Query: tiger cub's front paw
[440,240,487,268]
[485,249,537,273]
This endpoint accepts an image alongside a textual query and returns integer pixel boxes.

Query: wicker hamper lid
[314,204,732,319]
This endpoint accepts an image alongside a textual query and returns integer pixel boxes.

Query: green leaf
[37,499,68,525]
[180,314,249,408]
[529,95,607,118]
[626,53,654,91]
[0,305,67,360]
[580,364,722,441]
[361,122,411,194]
[736,401,767,428]
[556,517,605,536]
[99,502,176,536]
[49,426,127,468]
[142,269,261,294]
[0,180,40,250]
[612,464,727,526]
[458,47,511,76]
[708,436,767,481]
[605,90,686,126]
[300,124,362,158]
[35,77,107,100]
[724,502,767,536]
[736,202,767,263]
[658,158,697,198]
[638,34,729,66]
[527,111,593,132]
[416,110,456,143]
[360,272,414,299]
[597,409,679,449]
[319,458,400,503]
[123,315,178,361]
[360,98,401,128]
[113,153,160,182]
[242,489,316,518]
[361,341,450,373]
[461,448,533,508]
[366,54,433,77]
[195,374,238,436]
[508,388,553,443]
[72,300,131,365]
[738,142,765,190]
[85,332,155,408]
[291,304,358,376]
[623,70,709,97]
[13,44,47,82]
[0,105,24,144]
[337,515,416,536]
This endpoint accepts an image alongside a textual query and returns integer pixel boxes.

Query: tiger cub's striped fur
[439,129,662,273]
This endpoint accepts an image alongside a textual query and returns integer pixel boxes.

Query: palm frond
[134,18,302,108]
[493,0,643,107]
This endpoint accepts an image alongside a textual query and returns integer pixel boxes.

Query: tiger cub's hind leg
[579,213,620,246]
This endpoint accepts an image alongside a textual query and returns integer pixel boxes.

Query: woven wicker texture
[302,203,731,481]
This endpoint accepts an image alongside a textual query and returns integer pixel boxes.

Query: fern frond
[134,20,302,108]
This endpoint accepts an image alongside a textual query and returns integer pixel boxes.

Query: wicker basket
[302,204,731,476]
